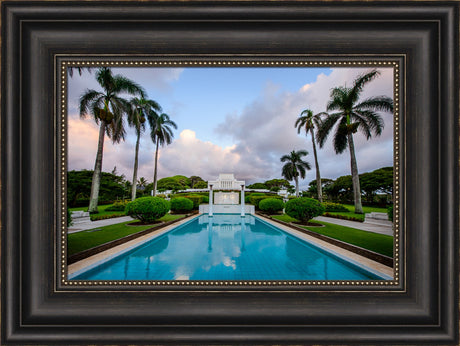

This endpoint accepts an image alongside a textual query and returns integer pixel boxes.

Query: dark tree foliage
[247,182,268,189]
[264,178,291,189]
[67,170,127,207]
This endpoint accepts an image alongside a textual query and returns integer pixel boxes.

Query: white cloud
[68,67,394,190]
[214,68,394,188]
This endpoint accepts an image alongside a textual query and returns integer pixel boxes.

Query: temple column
[209,184,213,216]
[241,184,245,217]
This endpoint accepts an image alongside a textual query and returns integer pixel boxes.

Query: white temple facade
[198,173,255,216]
[208,173,245,190]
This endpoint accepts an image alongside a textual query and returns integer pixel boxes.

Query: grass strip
[69,204,127,218]
[324,204,389,222]
[67,214,185,255]
[270,215,393,257]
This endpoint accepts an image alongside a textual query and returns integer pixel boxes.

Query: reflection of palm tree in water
[124,257,130,280]
[240,219,247,252]
[207,222,213,252]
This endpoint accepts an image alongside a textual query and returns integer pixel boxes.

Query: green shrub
[249,195,283,209]
[387,205,394,221]
[259,198,284,214]
[323,212,363,223]
[170,197,194,213]
[183,195,203,208]
[248,195,268,208]
[125,197,170,223]
[67,208,73,227]
[201,195,209,203]
[322,202,349,212]
[105,200,129,211]
[285,198,325,223]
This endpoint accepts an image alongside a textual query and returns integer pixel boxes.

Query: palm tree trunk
[153,140,159,197]
[88,120,106,213]
[295,176,299,197]
[131,132,140,201]
[347,133,363,214]
[310,127,322,203]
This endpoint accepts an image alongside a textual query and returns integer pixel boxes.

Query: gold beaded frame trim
[58,57,402,290]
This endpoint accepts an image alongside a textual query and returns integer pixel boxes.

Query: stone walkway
[68,216,135,234]
[313,216,394,236]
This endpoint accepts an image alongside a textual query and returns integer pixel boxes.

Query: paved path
[68,216,135,234]
[313,216,394,236]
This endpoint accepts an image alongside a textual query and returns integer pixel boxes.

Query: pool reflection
[73,214,383,281]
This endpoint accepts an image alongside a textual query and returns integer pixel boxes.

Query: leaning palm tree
[316,69,393,213]
[280,150,311,197]
[79,67,145,213]
[295,109,323,202]
[128,97,162,201]
[149,113,177,196]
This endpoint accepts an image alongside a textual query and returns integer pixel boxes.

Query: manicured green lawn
[270,214,393,257]
[69,204,126,217]
[326,204,388,221]
[68,214,185,256]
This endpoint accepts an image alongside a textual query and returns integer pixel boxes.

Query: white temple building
[198,173,255,216]
[207,173,245,190]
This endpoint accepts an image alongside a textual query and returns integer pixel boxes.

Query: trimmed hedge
[285,198,325,222]
[322,202,349,212]
[90,213,125,221]
[248,195,283,209]
[67,208,73,227]
[125,197,170,223]
[387,205,393,221]
[183,195,203,208]
[322,212,363,223]
[170,197,194,213]
[105,200,129,211]
[259,198,284,214]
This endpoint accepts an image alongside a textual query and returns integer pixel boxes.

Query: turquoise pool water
[71,214,389,280]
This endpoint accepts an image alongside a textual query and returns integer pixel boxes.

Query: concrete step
[72,216,91,224]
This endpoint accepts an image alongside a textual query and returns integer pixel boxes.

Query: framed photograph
[2,1,458,345]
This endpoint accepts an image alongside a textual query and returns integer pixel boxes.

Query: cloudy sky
[68,66,394,190]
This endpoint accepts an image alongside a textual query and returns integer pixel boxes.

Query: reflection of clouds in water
[223,257,237,270]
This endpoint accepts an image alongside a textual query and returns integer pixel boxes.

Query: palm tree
[295,109,323,202]
[128,97,162,201]
[280,150,311,197]
[137,177,149,190]
[68,67,92,77]
[79,67,145,213]
[149,113,177,196]
[316,69,393,213]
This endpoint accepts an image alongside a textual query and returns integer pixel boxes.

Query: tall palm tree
[316,69,393,213]
[128,97,162,201]
[79,67,145,213]
[280,150,311,197]
[295,109,323,202]
[149,113,177,196]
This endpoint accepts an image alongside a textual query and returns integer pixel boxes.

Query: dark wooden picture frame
[2,1,458,345]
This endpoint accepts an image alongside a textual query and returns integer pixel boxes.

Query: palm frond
[354,96,394,113]
[349,69,380,103]
[316,112,343,147]
[79,89,102,117]
[113,76,146,98]
[353,110,384,137]
[333,118,349,154]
